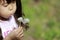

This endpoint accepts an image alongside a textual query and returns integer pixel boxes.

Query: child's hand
[3,26,23,40]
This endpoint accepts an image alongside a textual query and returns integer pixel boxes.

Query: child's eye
[0,0,8,7]
[2,3,8,7]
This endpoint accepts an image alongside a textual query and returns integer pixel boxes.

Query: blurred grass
[21,0,60,40]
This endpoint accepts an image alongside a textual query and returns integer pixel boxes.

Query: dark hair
[14,0,23,18]
[14,0,29,30]
[0,28,3,40]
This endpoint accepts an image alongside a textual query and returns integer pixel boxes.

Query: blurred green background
[21,0,60,40]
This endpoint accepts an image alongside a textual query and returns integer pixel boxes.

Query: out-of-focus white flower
[18,17,23,22]
[18,17,30,24]
[23,18,30,24]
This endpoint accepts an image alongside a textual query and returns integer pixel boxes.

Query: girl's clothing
[0,15,18,38]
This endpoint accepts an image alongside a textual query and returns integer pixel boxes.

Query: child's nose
[8,4,13,11]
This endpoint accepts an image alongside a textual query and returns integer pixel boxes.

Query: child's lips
[7,14,13,18]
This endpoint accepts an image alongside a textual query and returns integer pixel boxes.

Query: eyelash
[1,2,8,7]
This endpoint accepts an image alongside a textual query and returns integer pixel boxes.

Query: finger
[14,27,22,32]
[14,27,23,35]
[20,33,24,38]
[17,28,23,37]
[17,33,24,40]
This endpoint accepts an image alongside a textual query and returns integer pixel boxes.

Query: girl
[0,0,29,40]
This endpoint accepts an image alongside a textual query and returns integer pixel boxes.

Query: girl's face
[0,0,16,19]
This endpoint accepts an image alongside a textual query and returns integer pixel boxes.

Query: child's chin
[5,15,12,18]
[2,16,11,20]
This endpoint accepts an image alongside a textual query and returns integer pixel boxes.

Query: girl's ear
[0,28,3,40]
